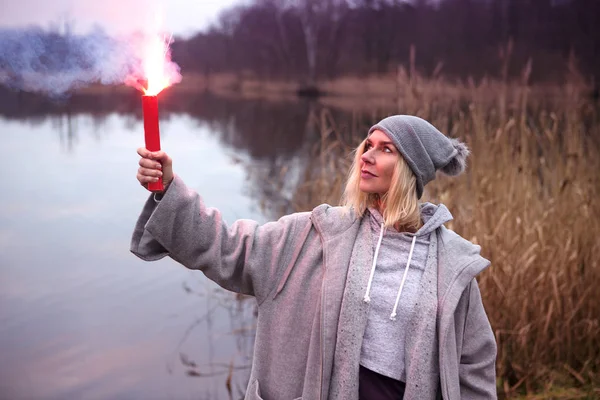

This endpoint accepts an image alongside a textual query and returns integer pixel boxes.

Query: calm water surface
[0,108,293,399]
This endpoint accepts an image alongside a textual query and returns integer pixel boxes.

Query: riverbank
[72,71,594,115]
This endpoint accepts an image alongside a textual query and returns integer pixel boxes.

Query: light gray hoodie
[359,204,453,383]
[131,176,497,400]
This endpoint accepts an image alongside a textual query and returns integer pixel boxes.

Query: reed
[290,77,600,398]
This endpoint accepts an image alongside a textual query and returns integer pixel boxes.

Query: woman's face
[359,129,399,196]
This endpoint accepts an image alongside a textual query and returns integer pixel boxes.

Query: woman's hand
[136,148,174,192]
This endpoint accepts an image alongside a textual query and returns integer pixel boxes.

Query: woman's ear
[440,138,470,176]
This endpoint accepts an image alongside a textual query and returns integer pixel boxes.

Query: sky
[0,0,244,38]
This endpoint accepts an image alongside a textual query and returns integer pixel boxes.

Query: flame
[142,33,176,96]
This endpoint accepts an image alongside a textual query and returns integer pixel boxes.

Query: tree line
[171,0,599,86]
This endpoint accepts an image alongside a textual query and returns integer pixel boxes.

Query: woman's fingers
[149,150,173,169]
[136,147,174,191]
[137,147,151,158]
[137,172,161,185]
[138,157,162,170]
[138,166,163,177]
[137,148,171,165]
[137,167,162,186]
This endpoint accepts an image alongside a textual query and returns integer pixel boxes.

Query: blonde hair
[341,138,422,231]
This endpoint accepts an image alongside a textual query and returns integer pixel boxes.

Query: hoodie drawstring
[390,235,417,321]
[363,222,385,303]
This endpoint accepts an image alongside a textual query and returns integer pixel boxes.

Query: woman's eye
[384,147,392,153]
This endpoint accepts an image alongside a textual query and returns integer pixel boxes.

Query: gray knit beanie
[368,115,469,199]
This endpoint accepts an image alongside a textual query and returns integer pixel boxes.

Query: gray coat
[131,176,497,400]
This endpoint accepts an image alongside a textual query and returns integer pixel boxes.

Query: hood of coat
[367,202,453,237]
[311,202,489,282]
[311,202,454,240]
[418,202,453,235]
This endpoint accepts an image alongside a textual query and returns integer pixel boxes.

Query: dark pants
[359,365,406,400]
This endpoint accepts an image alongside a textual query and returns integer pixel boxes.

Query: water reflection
[0,87,314,157]
[0,86,369,217]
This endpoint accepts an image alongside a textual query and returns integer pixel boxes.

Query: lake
[0,90,358,399]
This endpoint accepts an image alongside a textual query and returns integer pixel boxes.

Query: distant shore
[71,72,592,113]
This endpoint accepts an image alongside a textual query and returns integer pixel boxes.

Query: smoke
[0,26,181,97]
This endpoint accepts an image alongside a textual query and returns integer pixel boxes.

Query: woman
[131,115,497,400]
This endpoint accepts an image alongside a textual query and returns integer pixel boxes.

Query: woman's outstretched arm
[131,149,311,304]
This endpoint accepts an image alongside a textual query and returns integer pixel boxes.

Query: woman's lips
[361,170,376,179]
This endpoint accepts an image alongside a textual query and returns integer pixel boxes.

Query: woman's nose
[361,149,375,164]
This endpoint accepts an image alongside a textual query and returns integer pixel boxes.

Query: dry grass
[284,76,600,398]
[434,95,600,398]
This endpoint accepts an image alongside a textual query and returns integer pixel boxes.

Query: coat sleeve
[459,279,498,399]
[130,175,311,303]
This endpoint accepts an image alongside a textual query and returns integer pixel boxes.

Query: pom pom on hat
[440,138,470,176]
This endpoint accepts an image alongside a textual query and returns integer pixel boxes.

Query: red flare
[142,95,163,192]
